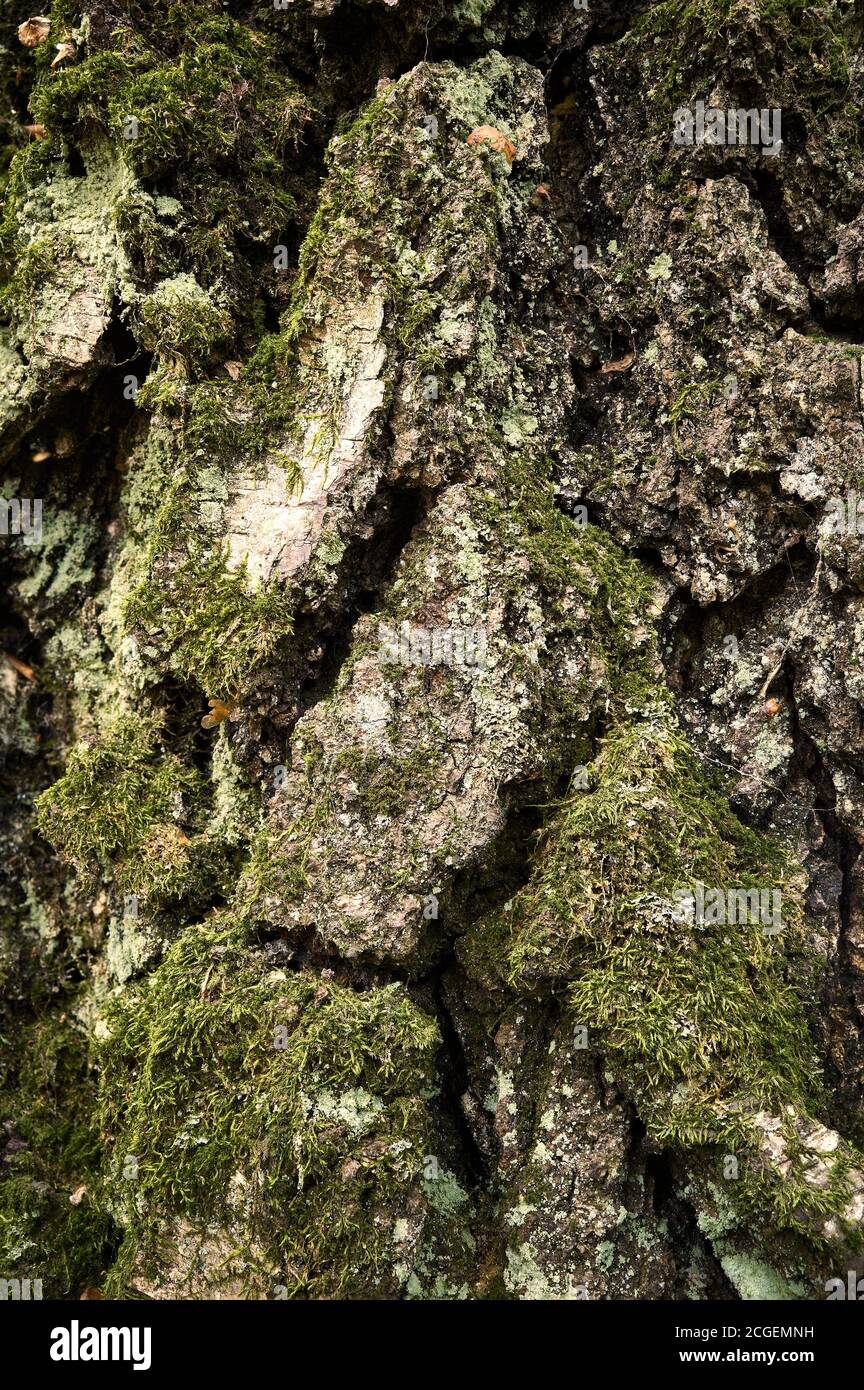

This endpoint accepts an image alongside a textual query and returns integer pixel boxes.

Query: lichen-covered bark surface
[2,0,864,1301]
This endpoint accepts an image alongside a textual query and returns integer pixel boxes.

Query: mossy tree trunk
[2,0,864,1299]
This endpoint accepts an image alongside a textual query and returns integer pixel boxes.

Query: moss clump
[560,720,818,1127]
[460,701,864,1242]
[32,713,258,912]
[96,919,459,1297]
[7,7,312,344]
[35,717,206,873]
[138,274,233,373]
[0,1015,118,1297]
[635,0,860,142]
[30,14,309,211]
[461,713,810,998]
[124,544,294,694]
[116,824,222,911]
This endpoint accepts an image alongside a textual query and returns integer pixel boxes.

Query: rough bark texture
[2,0,864,1300]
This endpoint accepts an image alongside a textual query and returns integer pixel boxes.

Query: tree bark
[2,0,864,1300]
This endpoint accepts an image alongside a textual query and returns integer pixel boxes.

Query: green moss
[5,9,312,343]
[0,1015,118,1297]
[138,274,233,372]
[33,695,260,918]
[174,363,303,471]
[559,734,818,1131]
[0,122,57,262]
[460,691,864,1242]
[635,0,860,146]
[30,19,309,187]
[96,919,454,1296]
[0,233,69,319]
[119,743,259,910]
[118,825,214,907]
[124,544,294,694]
[35,716,206,870]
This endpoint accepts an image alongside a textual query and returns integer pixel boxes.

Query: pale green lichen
[719,1254,801,1301]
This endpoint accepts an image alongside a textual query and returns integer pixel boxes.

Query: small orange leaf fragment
[201,697,237,730]
[23,123,48,139]
[467,125,517,162]
[2,652,34,680]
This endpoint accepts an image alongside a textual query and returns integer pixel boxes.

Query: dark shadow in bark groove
[785,656,864,1136]
[294,482,432,718]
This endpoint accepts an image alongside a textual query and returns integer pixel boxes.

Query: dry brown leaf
[23,123,48,140]
[51,42,76,67]
[467,124,517,162]
[80,1287,103,1300]
[223,360,242,381]
[598,350,636,376]
[18,17,50,47]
